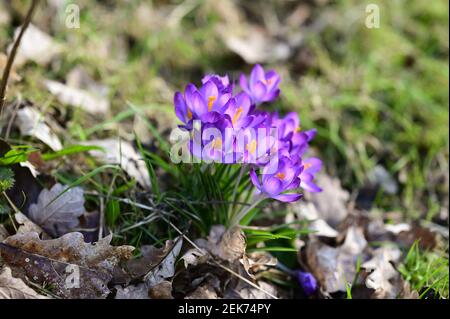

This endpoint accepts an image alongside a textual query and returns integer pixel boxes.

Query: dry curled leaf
[144,238,183,287]
[0,232,134,299]
[196,225,246,263]
[305,174,350,228]
[181,248,209,268]
[0,225,9,242]
[115,283,149,299]
[14,212,47,237]
[362,247,402,299]
[0,267,49,299]
[82,139,150,189]
[45,79,110,115]
[28,183,85,237]
[240,252,277,278]
[15,107,62,151]
[9,24,62,66]
[307,226,367,293]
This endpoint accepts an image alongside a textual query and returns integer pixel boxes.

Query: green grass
[0,0,448,297]
[399,241,449,299]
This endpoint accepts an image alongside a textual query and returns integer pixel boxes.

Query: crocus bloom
[249,156,303,202]
[202,74,233,94]
[296,271,317,296]
[299,157,322,193]
[174,79,232,124]
[224,92,253,129]
[240,64,281,104]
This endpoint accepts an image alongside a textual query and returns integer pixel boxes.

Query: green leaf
[0,146,37,165]
[41,145,104,161]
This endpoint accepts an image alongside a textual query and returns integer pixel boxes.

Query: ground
[0,0,448,299]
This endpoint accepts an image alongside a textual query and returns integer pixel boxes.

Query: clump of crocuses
[173,64,322,226]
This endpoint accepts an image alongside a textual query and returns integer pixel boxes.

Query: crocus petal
[272,193,302,202]
[252,81,267,101]
[239,74,249,92]
[301,180,322,193]
[174,92,187,123]
[249,169,261,190]
[304,157,322,174]
[200,111,221,123]
[297,272,317,296]
[192,91,207,116]
[263,176,283,195]
[250,64,265,87]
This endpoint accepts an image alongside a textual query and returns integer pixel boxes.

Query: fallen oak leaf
[15,106,62,151]
[0,266,49,299]
[0,232,134,299]
[144,237,183,287]
[28,183,85,237]
[306,226,367,293]
[196,225,246,263]
[362,246,403,299]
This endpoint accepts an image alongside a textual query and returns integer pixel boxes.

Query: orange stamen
[232,107,243,125]
[208,96,216,112]
[276,172,285,180]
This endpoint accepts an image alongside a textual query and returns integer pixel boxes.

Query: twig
[0,0,40,116]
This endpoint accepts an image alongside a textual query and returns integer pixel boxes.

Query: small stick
[0,0,40,116]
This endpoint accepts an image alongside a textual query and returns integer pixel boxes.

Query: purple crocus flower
[299,157,322,193]
[239,64,281,104]
[296,271,318,296]
[224,92,254,129]
[174,79,232,124]
[249,156,303,202]
[202,74,233,94]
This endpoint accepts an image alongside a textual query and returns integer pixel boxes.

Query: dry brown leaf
[186,284,219,299]
[28,183,85,237]
[305,174,350,228]
[82,139,151,189]
[0,232,134,299]
[0,225,8,242]
[9,24,62,66]
[149,280,173,299]
[181,247,209,268]
[226,280,278,299]
[0,266,49,299]
[14,212,46,237]
[115,283,149,299]
[240,252,277,278]
[15,107,62,151]
[196,225,246,263]
[307,226,367,293]
[362,247,402,299]
[221,24,291,64]
[125,238,182,284]
[45,79,110,115]
[145,238,183,287]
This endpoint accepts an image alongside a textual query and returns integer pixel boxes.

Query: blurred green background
[1,0,448,222]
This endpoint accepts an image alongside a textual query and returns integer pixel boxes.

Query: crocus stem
[228,165,246,220]
[229,194,265,228]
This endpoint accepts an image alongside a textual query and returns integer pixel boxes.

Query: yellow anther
[303,162,312,170]
[211,137,222,150]
[295,126,301,132]
[232,107,244,125]
[276,172,285,180]
[208,96,217,112]
[246,140,257,155]
[187,108,193,120]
